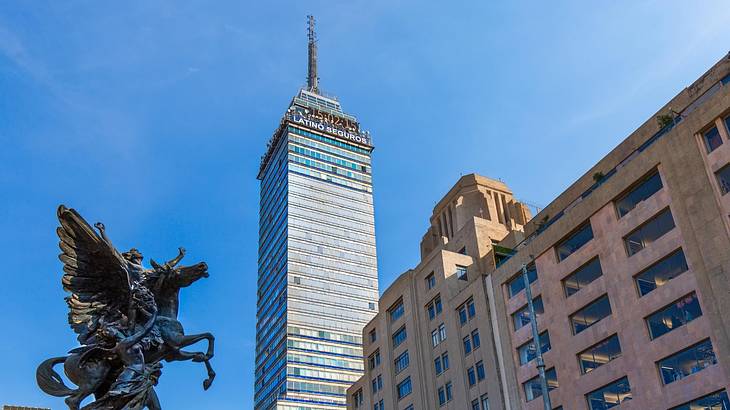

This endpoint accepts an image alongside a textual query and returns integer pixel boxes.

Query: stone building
[347,175,531,410]
[347,53,730,410]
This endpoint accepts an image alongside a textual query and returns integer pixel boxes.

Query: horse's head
[176,261,209,287]
[149,248,209,291]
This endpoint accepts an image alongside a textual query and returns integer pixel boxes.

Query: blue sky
[1,1,729,408]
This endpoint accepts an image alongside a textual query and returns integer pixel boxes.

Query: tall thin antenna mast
[307,15,319,94]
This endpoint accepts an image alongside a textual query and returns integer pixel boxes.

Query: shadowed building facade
[255,17,379,410]
[348,54,730,410]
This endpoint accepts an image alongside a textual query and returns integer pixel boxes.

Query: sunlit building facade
[347,54,730,410]
[255,86,379,410]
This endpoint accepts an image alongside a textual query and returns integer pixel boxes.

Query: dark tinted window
[518,331,551,365]
[704,126,723,153]
[392,326,407,347]
[635,249,688,296]
[615,171,663,217]
[715,164,730,195]
[586,377,632,409]
[579,334,622,374]
[512,296,544,331]
[658,339,717,385]
[563,257,603,297]
[571,295,612,334]
[556,223,594,261]
[389,299,404,321]
[646,293,702,340]
[523,368,558,402]
[624,208,675,256]
[670,390,730,410]
[507,264,537,298]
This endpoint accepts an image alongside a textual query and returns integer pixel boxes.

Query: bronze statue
[36,206,215,410]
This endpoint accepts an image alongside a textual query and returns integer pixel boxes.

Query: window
[571,295,612,334]
[427,295,443,320]
[472,329,481,349]
[397,377,412,399]
[389,299,404,321]
[518,331,551,365]
[463,336,472,355]
[468,367,476,386]
[426,272,436,290]
[615,171,663,217]
[703,126,723,153]
[456,264,468,280]
[635,249,688,296]
[658,339,717,385]
[579,334,622,374]
[368,350,381,370]
[556,222,594,261]
[624,208,675,256]
[670,390,730,410]
[372,374,383,393]
[476,360,485,381]
[352,389,363,408]
[438,386,446,406]
[403,405,413,410]
[586,377,632,409]
[563,257,603,297]
[369,329,377,343]
[459,298,476,325]
[507,264,537,298]
[523,368,558,402]
[646,292,702,340]
[394,351,410,374]
[459,305,468,325]
[434,356,442,374]
[512,297,544,330]
[369,302,376,310]
[442,352,450,370]
[459,246,467,255]
[472,399,480,410]
[392,326,407,347]
[715,163,730,195]
[373,399,384,410]
[432,323,447,347]
[445,382,453,401]
[481,395,489,410]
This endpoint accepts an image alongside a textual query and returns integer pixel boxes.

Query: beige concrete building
[346,175,532,410]
[348,53,730,410]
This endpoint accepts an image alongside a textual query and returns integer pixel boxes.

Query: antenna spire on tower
[307,15,319,94]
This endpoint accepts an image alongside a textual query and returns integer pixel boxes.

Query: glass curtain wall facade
[256,89,379,410]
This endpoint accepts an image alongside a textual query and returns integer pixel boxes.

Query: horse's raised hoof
[203,378,213,390]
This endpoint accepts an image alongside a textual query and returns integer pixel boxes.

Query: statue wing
[56,205,132,340]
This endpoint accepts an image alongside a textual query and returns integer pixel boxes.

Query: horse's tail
[36,356,75,397]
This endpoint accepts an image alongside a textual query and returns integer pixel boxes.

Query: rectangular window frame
[624,207,675,256]
[562,257,603,298]
[633,248,688,297]
[578,334,622,374]
[555,222,594,262]
[570,294,612,335]
[614,169,663,218]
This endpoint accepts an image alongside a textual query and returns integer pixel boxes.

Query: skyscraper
[255,17,379,410]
